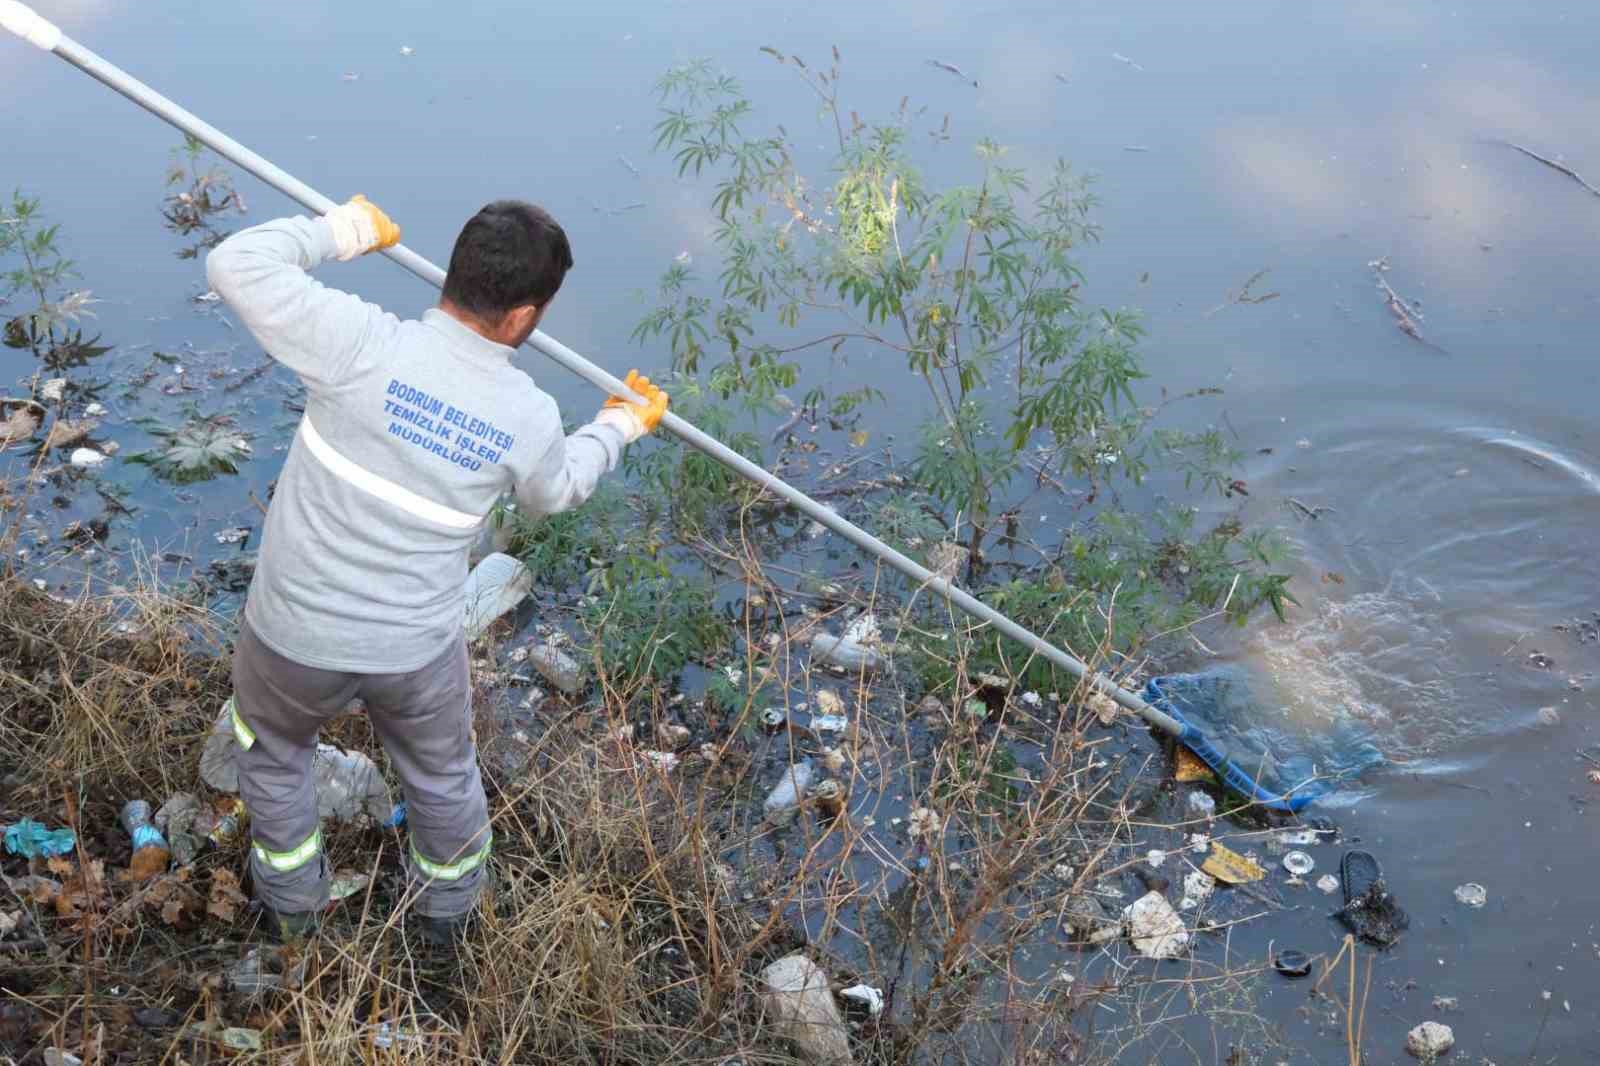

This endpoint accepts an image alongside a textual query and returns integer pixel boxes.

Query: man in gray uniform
[207,195,667,942]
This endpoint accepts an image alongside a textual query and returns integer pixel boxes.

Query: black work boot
[264,906,320,942]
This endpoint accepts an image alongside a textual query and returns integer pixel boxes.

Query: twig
[1368,257,1446,352]
[1576,748,1600,769]
[1502,141,1600,199]
[1284,497,1333,520]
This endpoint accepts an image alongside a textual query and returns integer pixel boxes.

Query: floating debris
[1202,843,1265,884]
[69,447,108,467]
[1368,257,1445,352]
[840,982,884,1016]
[1452,882,1486,908]
[1282,850,1315,876]
[1111,52,1145,71]
[1126,890,1188,958]
[926,58,978,87]
[399,46,415,57]
[1500,140,1600,199]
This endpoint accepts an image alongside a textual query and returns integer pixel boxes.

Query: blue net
[1147,666,1386,803]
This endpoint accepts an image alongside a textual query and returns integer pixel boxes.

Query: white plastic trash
[763,760,815,824]
[1282,851,1315,876]
[463,552,533,639]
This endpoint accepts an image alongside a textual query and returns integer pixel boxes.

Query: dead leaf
[54,859,109,920]
[43,418,96,450]
[46,856,75,877]
[207,868,248,923]
[0,909,20,937]
[849,430,870,448]
[6,875,62,905]
[0,400,44,444]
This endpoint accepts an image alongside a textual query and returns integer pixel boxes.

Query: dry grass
[0,507,1285,1064]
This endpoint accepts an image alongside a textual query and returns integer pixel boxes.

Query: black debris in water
[1333,849,1410,947]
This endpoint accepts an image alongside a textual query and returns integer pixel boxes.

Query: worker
[205,196,667,945]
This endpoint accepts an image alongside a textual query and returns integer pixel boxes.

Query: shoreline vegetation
[1,48,1313,1065]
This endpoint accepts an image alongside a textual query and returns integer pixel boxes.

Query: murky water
[7,0,1600,1059]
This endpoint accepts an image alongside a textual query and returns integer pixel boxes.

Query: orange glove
[596,370,669,443]
[324,195,401,260]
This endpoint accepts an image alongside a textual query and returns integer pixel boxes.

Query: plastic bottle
[463,552,534,640]
[763,760,815,824]
[120,799,171,878]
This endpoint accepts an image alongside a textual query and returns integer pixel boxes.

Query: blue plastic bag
[3,818,77,859]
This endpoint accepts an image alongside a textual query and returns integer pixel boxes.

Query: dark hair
[441,200,573,319]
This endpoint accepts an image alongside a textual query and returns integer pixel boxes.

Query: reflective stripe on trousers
[411,833,492,881]
[253,827,321,872]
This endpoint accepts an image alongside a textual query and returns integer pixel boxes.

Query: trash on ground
[811,715,849,733]
[120,799,172,881]
[809,779,845,820]
[840,983,884,1016]
[3,819,77,859]
[43,1050,82,1066]
[69,447,108,467]
[811,631,880,673]
[199,700,240,791]
[1202,843,1266,884]
[1126,891,1188,958]
[1282,851,1315,876]
[1452,882,1486,908]
[463,552,533,640]
[1278,828,1319,846]
[1316,874,1340,894]
[221,1027,263,1052]
[759,953,854,1064]
[1145,849,1167,869]
[39,378,67,402]
[1405,1020,1454,1059]
[814,689,845,718]
[1336,850,1410,947]
[314,744,394,825]
[1180,869,1215,910]
[527,640,584,695]
[1187,791,1216,817]
[0,909,20,938]
[227,945,308,996]
[1273,948,1312,978]
[329,871,371,902]
[1432,996,1459,1011]
[641,750,679,771]
[764,760,815,824]
[153,793,204,866]
[214,526,251,545]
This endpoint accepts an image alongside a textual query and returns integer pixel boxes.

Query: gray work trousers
[230,619,491,918]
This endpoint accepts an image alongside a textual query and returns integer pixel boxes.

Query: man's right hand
[595,370,669,444]
[324,195,401,261]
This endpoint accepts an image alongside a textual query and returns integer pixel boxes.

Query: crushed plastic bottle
[763,760,815,824]
[463,552,533,640]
